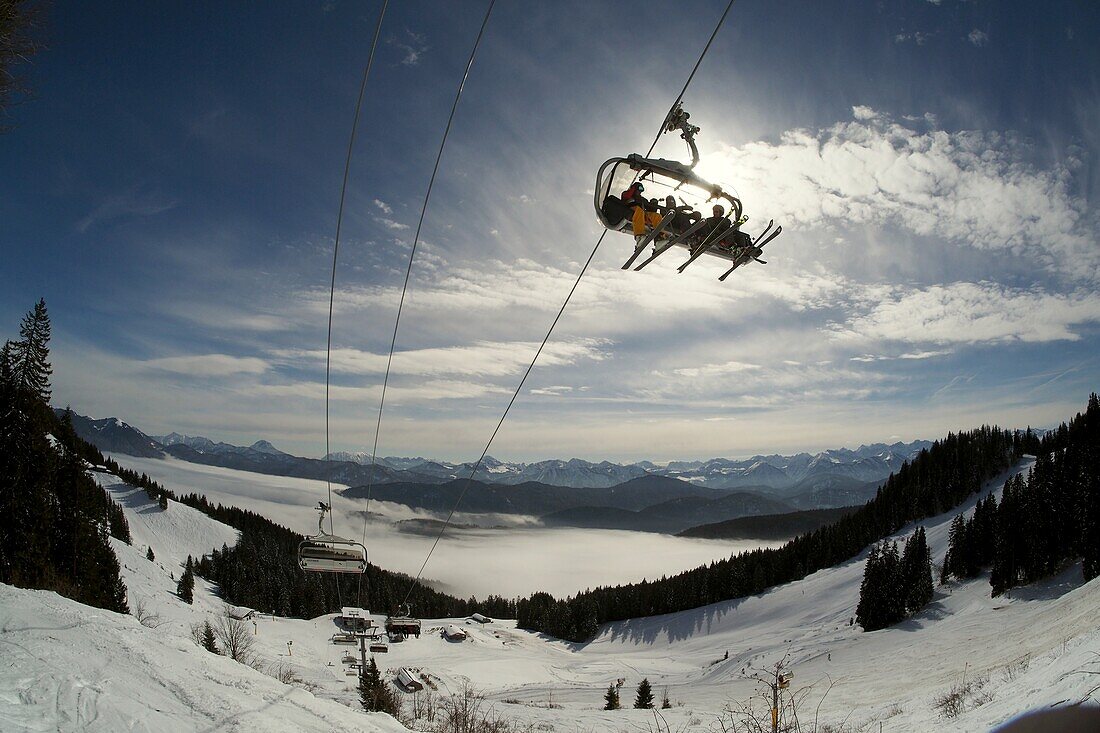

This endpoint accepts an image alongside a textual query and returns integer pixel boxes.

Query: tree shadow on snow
[582,596,752,648]
[103,483,162,515]
[1005,563,1087,602]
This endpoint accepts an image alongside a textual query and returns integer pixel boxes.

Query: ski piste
[621,210,676,269]
[633,217,710,271]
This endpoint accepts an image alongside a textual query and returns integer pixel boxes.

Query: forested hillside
[517,422,1034,641]
[0,300,130,613]
[89,444,517,620]
[183,492,516,619]
[939,395,1100,593]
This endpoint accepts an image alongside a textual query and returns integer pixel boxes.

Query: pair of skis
[620,215,783,280]
[623,214,711,271]
[717,221,782,281]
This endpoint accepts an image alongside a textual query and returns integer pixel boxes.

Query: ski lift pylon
[298,501,367,574]
[594,103,780,278]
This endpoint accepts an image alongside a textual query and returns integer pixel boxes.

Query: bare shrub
[932,673,989,719]
[423,682,531,733]
[714,659,844,733]
[268,661,300,685]
[409,687,439,723]
[1066,651,1100,701]
[1000,654,1031,683]
[133,599,165,629]
[215,610,256,665]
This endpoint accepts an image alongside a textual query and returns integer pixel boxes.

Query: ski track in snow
[2,458,1098,732]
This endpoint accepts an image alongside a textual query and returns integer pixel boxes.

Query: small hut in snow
[226,605,255,621]
[339,607,373,632]
[470,613,492,624]
[396,668,423,691]
[443,624,467,641]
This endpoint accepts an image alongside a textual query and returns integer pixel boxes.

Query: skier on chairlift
[622,182,663,238]
[659,195,700,236]
[698,203,732,243]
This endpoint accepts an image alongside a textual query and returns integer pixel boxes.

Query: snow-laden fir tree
[603,683,620,710]
[201,621,219,654]
[359,657,400,715]
[902,527,934,614]
[177,556,195,604]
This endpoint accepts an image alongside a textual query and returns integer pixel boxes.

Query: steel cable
[400,0,740,608]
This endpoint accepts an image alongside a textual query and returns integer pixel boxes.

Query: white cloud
[968,29,990,47]
[849,350,950,363]
[76,189,177,233]
[697,110,1097,279]
[832,282,1100,344]
[374,217,409,231]
[529,385,573,396]
[894,31,933,45]
[672,360,759,379]
[140,354,270,377]
[388,30,428,66]
[852,106,877,121]
[271,339,609,378]
[252,379,509,403]
[373,199,392,215]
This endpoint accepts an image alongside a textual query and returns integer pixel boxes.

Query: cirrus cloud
[140,354,270,377]
[831,281,1100,344]
[698,109,1096,279]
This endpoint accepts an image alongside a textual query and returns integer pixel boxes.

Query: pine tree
[603,683,620,710]
[177,557,195,603]
[882,541,905,625]
[904,527,934,613]
[146,546,155,562]
[8,298,52,403]
[856,542,881,630]
[201,621,219,654]
[661,688,672,709]
[634,678,654,709]
[359,657,399,715]
[1083,394,1100,582]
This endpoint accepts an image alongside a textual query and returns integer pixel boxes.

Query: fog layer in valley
[114,456,777,598]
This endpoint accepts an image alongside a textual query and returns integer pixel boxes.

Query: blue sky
[2,0,1098,461]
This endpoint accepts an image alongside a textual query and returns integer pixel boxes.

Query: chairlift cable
[350,0,498,607]
[307,1,388,596]
[323,0,390,540]
[643,0,736,160]
[400,0,740,607]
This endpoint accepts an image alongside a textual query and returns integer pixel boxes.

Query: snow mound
[0,585,406,733]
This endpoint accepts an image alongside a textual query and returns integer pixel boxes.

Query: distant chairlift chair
[298,501,367,573]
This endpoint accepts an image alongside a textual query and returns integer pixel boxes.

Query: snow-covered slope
[6,461,1097,732]
[0,585,405,733]
[1,471,404,732]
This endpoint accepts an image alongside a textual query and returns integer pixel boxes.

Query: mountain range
[59,409,928,531]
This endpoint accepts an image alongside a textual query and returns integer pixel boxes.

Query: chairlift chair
[594,102,781,277]
[298,501,367,573]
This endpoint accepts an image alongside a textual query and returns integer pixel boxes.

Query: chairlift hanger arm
[663,102,701,168]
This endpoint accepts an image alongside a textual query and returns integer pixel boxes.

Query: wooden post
[771,680,778,733]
